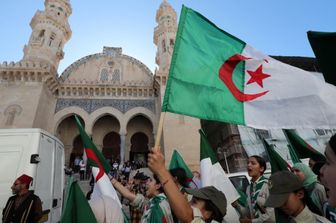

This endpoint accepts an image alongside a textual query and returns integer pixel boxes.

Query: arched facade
[0,1,203,171]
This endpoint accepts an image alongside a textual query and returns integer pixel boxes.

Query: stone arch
[125,114,153,162]
[91,115,121,158]
[102,131,121,161]
[130,132,149,164]
[69,135,84,169]
[124,107,155,133]
[4,104,22,126]
[89,107,124,133]
[55,114,85,167]
[53,106,89,134]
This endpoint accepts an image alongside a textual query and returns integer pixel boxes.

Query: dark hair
[312,161,325,180]
[153,174,164,193]
[294,188,323,216]
[250,155,267,174]
[169,167,189,188]
[203,199,223,222]
[329,134,336,155]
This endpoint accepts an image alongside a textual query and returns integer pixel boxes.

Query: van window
[229,175,249,194]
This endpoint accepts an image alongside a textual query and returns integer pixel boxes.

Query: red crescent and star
[218,54,271,102]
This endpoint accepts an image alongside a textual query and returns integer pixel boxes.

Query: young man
[128,172,149,223]
[320,134,336,222]
[148,148,227,223]
[265,171,330,223]
[111,174,174,223]
[2,174,43,223]
[321,134,336,207]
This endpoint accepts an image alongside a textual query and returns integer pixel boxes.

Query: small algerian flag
[162,6,336,129]
[287,144,301,164]
[261,139,289,223]
[169,149,193,180]
[283,129,325,162]
[199,129,240,222]
[74,115,121,207]
[61,177,97,223]
[262,139,290,173]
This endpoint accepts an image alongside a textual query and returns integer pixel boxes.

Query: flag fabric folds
[162,5,336,129]
[168,149,193,179]
[307,31,336,86]
[262,139,290,173]
[74,115,121,206]
[283,129,325,162]
[287,144,301,164]
[61,177,97,223]
[199,129,240,222]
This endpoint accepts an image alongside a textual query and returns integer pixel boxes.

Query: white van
[227,170,271,194]
[0,128,64,223]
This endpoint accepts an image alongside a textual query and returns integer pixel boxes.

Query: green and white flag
[74,115,121,206]
[61,177,97,223]
[199,129,240,222]
[283,129,325,162]
[162,6,336,129]
[169,149,193,180]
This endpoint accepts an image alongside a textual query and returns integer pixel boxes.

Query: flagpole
[154,112,166,151]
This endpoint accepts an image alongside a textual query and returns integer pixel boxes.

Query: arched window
[162,39,166,52]
[39,30,45,38]
[49,32,56,46]
[112,69,121,81]
[100,68,108,81]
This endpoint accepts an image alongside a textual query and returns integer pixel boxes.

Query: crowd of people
[3,134,336,223]
[65,157,147,181]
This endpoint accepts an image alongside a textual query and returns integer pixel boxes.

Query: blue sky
[0,1,335,75]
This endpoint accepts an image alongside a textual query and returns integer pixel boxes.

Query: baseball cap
[265,171,303,208]
[134,172,149,181]
[185,186,227,216]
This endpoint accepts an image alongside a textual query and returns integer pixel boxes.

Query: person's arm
[148,148,193,223]
[110,178,137,202]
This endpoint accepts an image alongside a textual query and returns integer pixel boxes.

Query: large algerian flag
[168,149,193,179]
[162,5,336,129]
[61,177,97,223]
[283,129,325,162]
[74,115,121,206]
[199,129,240,222]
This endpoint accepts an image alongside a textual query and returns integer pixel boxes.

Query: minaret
[22,0,72,70]
[154,0,177,87]
[154,1,201,171]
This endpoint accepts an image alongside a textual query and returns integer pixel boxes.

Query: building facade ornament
[55,98,156,114]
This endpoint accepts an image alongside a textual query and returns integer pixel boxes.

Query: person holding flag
[110,174,174,223]
[148,147,227,223]
[234,156,275,223]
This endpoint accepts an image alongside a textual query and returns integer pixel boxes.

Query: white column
[120,132,126,164]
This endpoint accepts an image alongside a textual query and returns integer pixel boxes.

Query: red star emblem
[246,65,270,88]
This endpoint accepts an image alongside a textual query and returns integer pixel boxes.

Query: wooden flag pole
[154,112,166,151]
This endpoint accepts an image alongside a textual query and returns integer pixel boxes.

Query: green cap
[185,186,227,216]
[265,171,303,208]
